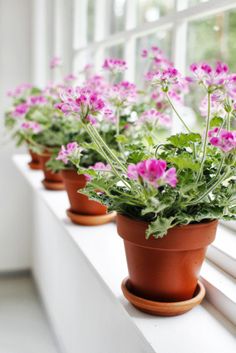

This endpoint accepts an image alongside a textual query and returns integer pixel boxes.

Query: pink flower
[138,109,171,127]
[225,74,236,101]
[141,49,148,58]
[21,121,42,134]
[85,75,108,95]
[145,67,181,92]
[164,168,178,187]
[64,74,77,83]
[102,58,127,74]
[13,103,29,117]
[58,86,106,119]
[127,164,139,180]
[56,142,80,164]
[208,128,236,153]
[141,46,172,71]
[107,81,137,107]
[27,95,47,106]
[86,115,97,125]
[90,162,111,171]
[127,159,177,188]
[50,56,62,69]
[190,61,229,88]
[7,83,33,98]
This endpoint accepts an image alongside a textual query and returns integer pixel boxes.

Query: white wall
[0,0,32,271]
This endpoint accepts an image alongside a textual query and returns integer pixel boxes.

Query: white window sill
[13,155,236,353]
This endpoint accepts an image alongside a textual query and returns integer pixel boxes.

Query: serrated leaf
[167,133,201,148]
[168,154,200,171]
[146,217,175,239]
[210,116,224,128]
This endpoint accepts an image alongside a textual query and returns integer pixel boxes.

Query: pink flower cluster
[12,95,48,118]
[28,95,47,106]
[102,58,127,74]
[141,46,172,70]
[7,83,32,98]
[190,61,229,89]
[127,159,177,188]
[21,121,42,134]
[107,81,137,107]
[208,128,236,153]
[85,75,108,96]
[145,67,181,92]
[57,87,106,117]
[138,109,171,127]
[13,103,29,117]
[56,142,80,164]
[199,92,225,117]
[50,56,62,69]
[90,162,111,171]
[64,74,77,83]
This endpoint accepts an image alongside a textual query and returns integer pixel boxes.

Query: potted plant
[53,61,139,224]
[4,83,42,169]
[53,141,115,225]
[58,58,236,316]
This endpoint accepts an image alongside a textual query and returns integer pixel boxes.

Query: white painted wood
[13,155,236,353]
[74,0,236,56]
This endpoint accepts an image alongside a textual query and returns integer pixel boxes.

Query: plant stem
[226,111,231,130]
[84,123,131,189]
[90,124,127,173]
[189,169,230,205]
[196,92,211,182]
[165,92,191,133]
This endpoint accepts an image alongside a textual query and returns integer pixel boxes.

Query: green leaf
[167,133,201,148]
[116,135,128,144]
[146,217,175,239]
[168,154,200,171]
[210,116,224,128]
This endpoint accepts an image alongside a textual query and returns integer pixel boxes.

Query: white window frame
[34,0,236,323]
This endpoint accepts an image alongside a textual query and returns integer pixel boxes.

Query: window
[51,0,236,320]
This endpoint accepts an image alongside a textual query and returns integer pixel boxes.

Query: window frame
[39,0,236,322]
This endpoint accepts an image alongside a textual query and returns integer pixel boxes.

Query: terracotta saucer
[121,277,205,316]
[42,179,65,191]
[28,161,41,170]
[66,208,116,226]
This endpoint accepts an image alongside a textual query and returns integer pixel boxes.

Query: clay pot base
[66,208,116,226]
[42,179,65,191]
[121,277,205,317]
[28,161,41,170]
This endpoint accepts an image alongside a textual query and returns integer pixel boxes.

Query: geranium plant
[59,60,236,238]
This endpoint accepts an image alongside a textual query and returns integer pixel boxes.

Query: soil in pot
[61,169,116,225]
[38,151,64,191]
[117,214,218,310]
[28,149,41,170]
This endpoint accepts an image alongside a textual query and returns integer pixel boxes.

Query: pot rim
[116,214,218,250]
[117,213,218,230]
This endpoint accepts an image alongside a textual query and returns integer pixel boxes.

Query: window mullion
[124,0,136,82]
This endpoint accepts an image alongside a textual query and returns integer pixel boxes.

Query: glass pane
[186,10,236,72]
[109,0,126,34]
[104,44,124,59]
[87,0,95,42]
[137,0,174,25]
[135,29,172,85]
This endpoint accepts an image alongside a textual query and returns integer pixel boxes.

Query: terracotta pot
[61,169,107,215]
[28,149,41,170]
[117,214,218,302]
[38,150,64,190]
